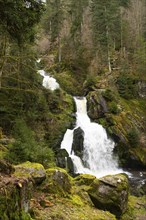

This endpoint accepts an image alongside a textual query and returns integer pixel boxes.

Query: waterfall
[38,70,59,91]
[61,97,123,178]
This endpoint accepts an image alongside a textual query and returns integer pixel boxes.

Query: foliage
[102,89,115,101]
[127,128,140,147]
[116,74,138,99]
[0,0,45,45]
[83,74,97,90]
[5,119,55,166]
[108,101,119,114]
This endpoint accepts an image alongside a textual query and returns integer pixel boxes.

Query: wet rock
[14,161,46,184]
[56,148,69,168]
[88,174,129,218]
[72,127,84,157]
[67,156,74,175]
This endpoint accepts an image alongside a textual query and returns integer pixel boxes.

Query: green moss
[74,174,96,186]
[14,161,46,184]
[55,71,83,95]
[41,168,73,196]
[121,196,146,220]
[69,194,84,206]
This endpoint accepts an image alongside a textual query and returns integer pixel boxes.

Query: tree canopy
[0,0,45,44]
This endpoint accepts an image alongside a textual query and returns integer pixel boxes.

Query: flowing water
[38,70,59,91]
[61,97,123,178]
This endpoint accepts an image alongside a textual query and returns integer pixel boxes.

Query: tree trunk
[58,34,61,63]
[104,6,112,73]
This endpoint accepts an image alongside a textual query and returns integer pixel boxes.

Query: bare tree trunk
[105,6,112,73]
[0,36,7,89]
[58,33,61,63]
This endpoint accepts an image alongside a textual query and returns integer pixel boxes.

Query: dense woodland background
[0,1,146,220]
[0,0,146,167]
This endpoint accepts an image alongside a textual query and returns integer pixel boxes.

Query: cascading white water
[38,70,59,91]
[61,97,123,178]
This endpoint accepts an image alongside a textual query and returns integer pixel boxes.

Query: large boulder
[41,168,72,196]
[88,174,129,217]
[14,161,46,184]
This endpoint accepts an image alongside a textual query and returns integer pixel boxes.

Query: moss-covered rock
[74,174,96,186]
[40,167,73,196]
[88,174,129,218]
[0,175,33,220]
[121,195,146,220]
[87,88,146,169]
[14,161,46,184]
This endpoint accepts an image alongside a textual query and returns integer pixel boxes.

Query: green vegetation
[127,128,140,147]
[5,119,55,167]
[0,0,146,219]
[116,74,138,99]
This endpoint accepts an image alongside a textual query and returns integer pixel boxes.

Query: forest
[0,0,146,219]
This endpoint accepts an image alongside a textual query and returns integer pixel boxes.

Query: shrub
[127,128,140,147]
[5,119,55,166]
[109,102,120,114]
[102,89,115,101]
[116,74,138,99]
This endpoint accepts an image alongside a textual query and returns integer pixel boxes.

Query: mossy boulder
[40,167,73,196]
[0,175,32,220]
[74,174,96,186]
[14,161,46,184]
[88,174,129,217]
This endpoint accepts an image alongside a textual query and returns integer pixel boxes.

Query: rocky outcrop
[87,91,108,120]
[14,161,46,184]
[88,174,129,218]
[87,89,146,169]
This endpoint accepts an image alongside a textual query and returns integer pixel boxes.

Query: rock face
[87,92,108,120]
[14,161,46,184]
[88,174,129,218]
